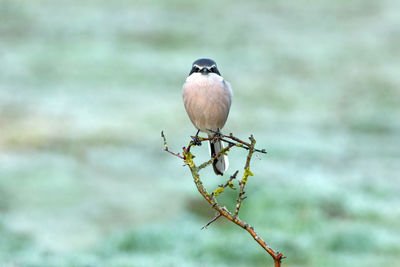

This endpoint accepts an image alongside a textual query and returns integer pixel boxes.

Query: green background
[1,0,399,266]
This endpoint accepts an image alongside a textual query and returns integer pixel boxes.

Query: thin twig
[161,131,184,159]
[198,143,234,170]
[210,170,238,198]
[201,213,222,230]
[195,131,267,154]
[221,170,239,189]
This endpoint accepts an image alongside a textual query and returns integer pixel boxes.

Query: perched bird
[182,58,233,175]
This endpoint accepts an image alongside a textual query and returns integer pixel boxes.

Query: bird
[182,58,233,175]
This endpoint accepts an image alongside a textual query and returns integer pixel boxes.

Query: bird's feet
[191,135,202,146]
[214,131,221,138]
[207,129,222,139]
[191,129,202,146]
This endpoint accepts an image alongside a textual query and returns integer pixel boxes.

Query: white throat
[186,73,224,86]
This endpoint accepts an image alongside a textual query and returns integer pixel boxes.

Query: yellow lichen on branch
[161,131,284,267]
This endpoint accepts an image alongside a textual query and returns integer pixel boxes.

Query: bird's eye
[210,67,215,73]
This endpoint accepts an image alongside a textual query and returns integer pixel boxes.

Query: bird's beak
[201,68,209,75]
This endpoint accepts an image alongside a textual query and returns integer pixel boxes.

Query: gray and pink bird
[182,58,233,175]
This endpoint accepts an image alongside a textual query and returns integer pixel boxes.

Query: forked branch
[161,131,284,266]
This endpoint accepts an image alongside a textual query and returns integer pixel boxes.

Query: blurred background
[1,0,400,266]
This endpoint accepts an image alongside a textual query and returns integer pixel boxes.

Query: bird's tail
[208,134,229,176]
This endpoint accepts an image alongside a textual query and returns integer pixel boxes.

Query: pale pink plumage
[182,72,232,175]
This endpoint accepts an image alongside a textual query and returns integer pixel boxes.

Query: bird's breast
[182,73,232,132]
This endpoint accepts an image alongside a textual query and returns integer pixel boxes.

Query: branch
[201,213,222,230]
[161,131,184,159]
[161,131,284,266]
[198,142,234,170]
[210,170,238,199]
[234,135,256,217]
[205,130,267,154]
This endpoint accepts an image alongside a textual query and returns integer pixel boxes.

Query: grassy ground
[1,0,400,266]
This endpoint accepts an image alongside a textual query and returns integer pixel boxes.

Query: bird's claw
[191,136,202,146]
